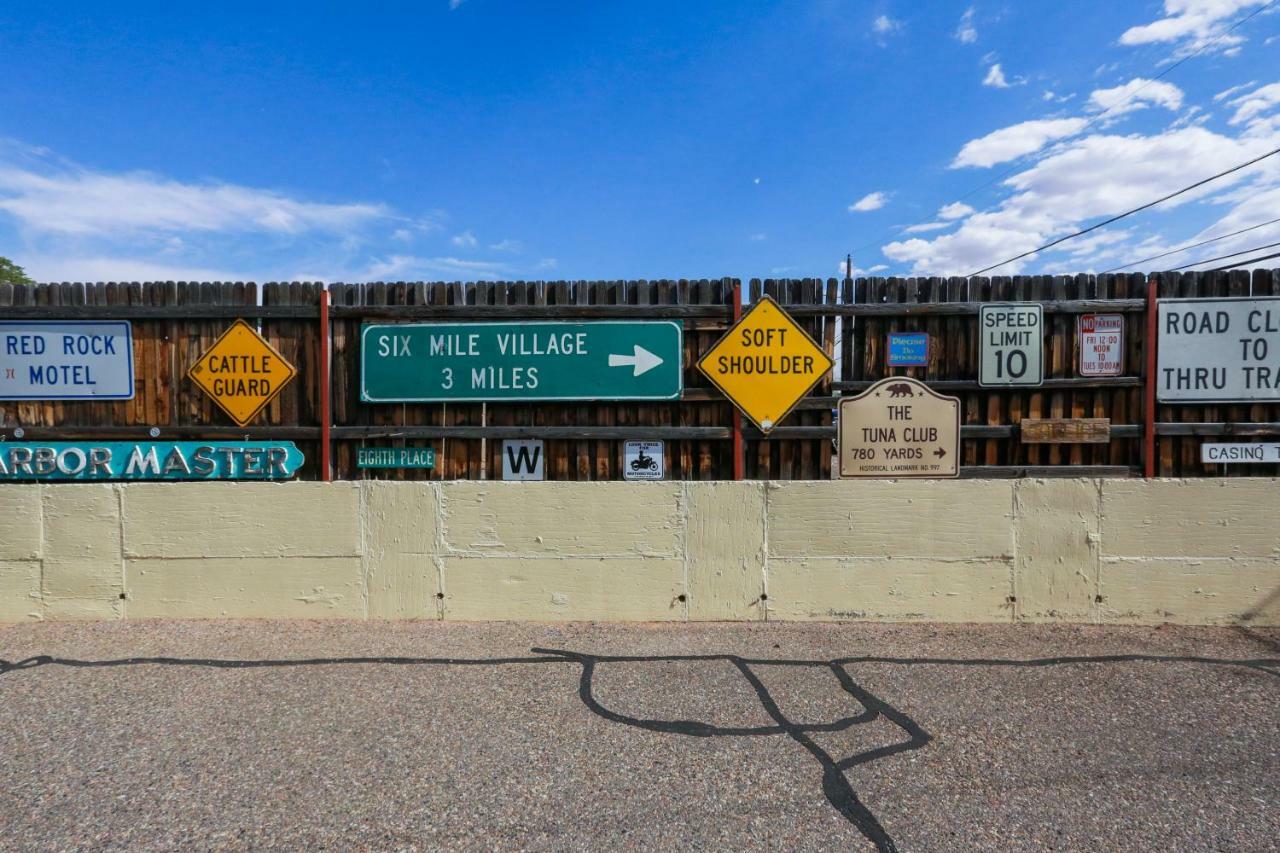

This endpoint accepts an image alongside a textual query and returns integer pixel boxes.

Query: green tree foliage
[0,256,35,285]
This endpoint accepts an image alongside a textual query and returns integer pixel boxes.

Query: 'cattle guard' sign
[0,321,134,400]
[1157,297,1280,402]
[360,321,682,402]
[0,441,304,481]
[188,320,298,426]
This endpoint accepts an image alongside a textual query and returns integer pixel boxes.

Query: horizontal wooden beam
[1155,422,1280,436]
[0,422,1145,441]
[331,304,732,320]
[959,465,1135,479]
[834,377,1143,392]
[0,425,321,439]
[0,305,317,319]
[783,299,1145,317]
[331,425,732,440]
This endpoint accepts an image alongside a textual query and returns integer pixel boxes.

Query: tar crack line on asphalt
[3,649,1277,853]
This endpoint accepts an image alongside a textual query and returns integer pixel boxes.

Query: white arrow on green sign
[360,321,683,402]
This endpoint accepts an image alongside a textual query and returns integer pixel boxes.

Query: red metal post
[732,280,744,481]
[319,288,332,482]
[1143,276,1158,479]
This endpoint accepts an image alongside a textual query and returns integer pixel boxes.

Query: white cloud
[449,0,467,9]
[885,124,1280,275]
[951,118,1088,168]
[16,254,252,283]
[1227,82,1280,125]
[868,264,889,272]
[873,14,901,35]
[1087,78,1184,116]
[955,7,977,43]
[450,230,478,248]
[983,63,1011,88]
[939,202,975,220]
[1214,80,1258,101]
[903,221,952,234]
[536,258,558,270]
[1119,0,1269,56]
[0,163,388,237]
[489,238,524,252]
[749,232,767,241]
[849,191,889,212]
[361,254,509,281]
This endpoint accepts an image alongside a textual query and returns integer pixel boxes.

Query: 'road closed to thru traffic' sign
[980,303,1043,387]
[1157,297,1280,402]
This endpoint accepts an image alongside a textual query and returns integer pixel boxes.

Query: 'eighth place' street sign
[360,321,683,402]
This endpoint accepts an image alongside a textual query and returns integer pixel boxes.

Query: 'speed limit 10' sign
[979,304,1043,387]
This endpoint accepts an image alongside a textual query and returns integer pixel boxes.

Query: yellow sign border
[697,295,834,434]
[187,319,298,428]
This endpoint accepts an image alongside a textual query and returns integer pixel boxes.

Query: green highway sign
[356,446,436,469]
[360,321,683,402]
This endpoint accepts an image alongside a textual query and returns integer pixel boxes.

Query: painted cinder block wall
[0,480,1277,626]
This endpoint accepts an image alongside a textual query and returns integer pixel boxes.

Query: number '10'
[994,349,1027,379]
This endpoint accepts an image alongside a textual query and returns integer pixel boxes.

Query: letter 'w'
[507,445,541,473]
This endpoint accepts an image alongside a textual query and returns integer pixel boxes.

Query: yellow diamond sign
[188,320,298,427]
[698,295,833,433]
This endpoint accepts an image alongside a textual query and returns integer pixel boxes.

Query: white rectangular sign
[1078,314,1124,377]
[0,321,134,400]
[979,304,1043,387]
[501,439,544,481]
[623,440,664,480]
[1157,297,1280,402]
[1201,443,1280,464]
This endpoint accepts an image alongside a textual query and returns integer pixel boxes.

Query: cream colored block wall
[363,481,441,620]
[1013,480,1101,622]
[0,479,1275,625]
[765,481,1016,622]
[0,489,42,621]
[684,482,766,620]
[1099,479,1280,625]
[440,482,686,620]
[42,485,122,620]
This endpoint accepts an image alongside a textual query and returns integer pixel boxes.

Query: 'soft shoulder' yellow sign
[697,296,833,433]
[188,320,298,427]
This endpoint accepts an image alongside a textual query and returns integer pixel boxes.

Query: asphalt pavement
[2,620,1277,851]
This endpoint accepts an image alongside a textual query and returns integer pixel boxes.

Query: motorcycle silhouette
[630,450,658,472]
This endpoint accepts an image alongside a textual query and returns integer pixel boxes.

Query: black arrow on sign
[933,447,946,458]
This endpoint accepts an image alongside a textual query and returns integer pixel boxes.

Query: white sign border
[1156,295,1280,404]
[0,320,135,400]
[977,303,1044,389]
[1077,313,1125,378]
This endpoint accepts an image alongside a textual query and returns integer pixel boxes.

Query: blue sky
[1,1,1278,283]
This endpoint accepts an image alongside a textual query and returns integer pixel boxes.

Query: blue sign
[887,333,930,367]
[0,441,304,481]
[0,321,135,400]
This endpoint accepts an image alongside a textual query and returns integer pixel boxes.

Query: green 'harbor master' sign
[360,321,682,402]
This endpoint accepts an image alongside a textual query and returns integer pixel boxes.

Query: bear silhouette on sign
[886,383,914,398]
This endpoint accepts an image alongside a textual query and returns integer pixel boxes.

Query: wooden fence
[2,270,1279,479]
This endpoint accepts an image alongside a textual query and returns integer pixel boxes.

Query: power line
[1101,216,1280,273]
[1206,249,1280,272]
[1172,239,1280,271]
[846,0,1278,262]
[965,145,1280,277]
